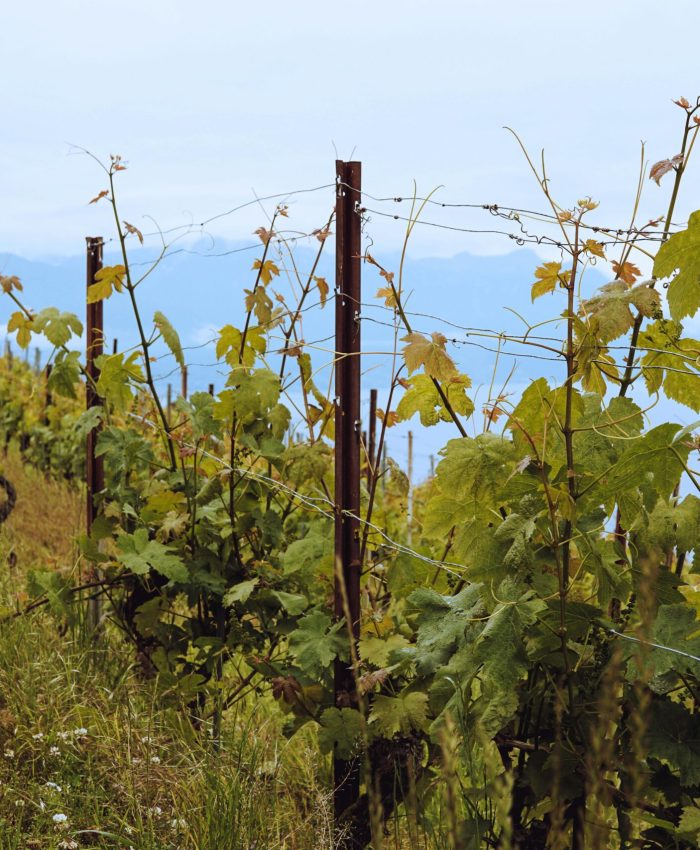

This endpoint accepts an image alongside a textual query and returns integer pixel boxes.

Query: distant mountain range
[11,240,688,478]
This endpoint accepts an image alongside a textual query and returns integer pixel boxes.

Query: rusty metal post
[334,160,362,837]
[86,237,105,628]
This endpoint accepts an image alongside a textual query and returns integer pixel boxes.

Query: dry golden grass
[1,450,83,576]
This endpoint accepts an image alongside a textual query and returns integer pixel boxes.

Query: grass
[0,451,336,849]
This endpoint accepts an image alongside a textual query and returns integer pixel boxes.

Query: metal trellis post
[333,160,362,838]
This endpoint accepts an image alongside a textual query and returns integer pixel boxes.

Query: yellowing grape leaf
[88,265,126,303]
[531,261,570,301]
[252,258,280,285]
[153,311,184,368]
[580,281,660,342]
[0,275,22,293]
[401,331,457,381]
[583,239,606,260]
[7,311,33,348]
[376,286,397,308]
[376,408,399,427]
[313,275,329,307]
[653,209,700,321]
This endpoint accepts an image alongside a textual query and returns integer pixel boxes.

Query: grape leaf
[317,708,363,759]
[369,691,430,737]
[401,332,457,381]
[87,265,125,303]
[397,373,474,427]
[287,609,348,678]
[653,210,700,321]
[153,311,184,368]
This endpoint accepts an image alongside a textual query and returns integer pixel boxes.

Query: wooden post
[208,383,215,396]
[181,366,188,400]
[334,160,362,840]
[112,338,118,355]
[86,236,105,629]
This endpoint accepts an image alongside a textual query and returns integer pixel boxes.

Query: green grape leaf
[288,609,348,678]
[49,349,82,398]
[317,708,363,759]
[223,578,259,606]
[397,373,474,427]
[117,530,189,583]
[647,699,700,786]
[359,633,410,668]
[95,351,145,412]
[369,691,430,737]
[33,307,83,347]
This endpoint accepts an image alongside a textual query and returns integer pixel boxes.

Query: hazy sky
[3,0,700,259]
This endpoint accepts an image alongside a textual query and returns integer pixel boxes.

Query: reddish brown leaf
[674,96,691,109]
[650,153,684,186]
[89,189,109,205]
[612,260,642,285]
[123,221,144,244]
[254,227,274,245]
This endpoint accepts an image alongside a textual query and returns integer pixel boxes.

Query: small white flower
[49,746,60,756]
[150,755,161,764]
[131,757,142,765]
[32,732,44,741]
[14,798,25,807]
[125,825,134,834]
[46,781,62,792]
[149,805,163,816]
[57,731,70,741]
[58,841,79,850]
[141,735,152,744]
[73,727,88,737]
[4,749,14,759]
[52,812,68,823]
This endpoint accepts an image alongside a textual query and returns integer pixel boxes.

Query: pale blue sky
[3,0,700,259]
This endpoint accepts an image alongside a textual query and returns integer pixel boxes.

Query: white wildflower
[46,781,62,792]
[49,746,60,756]
[73,727,88,737]
[150,755,161,764]
[57,731,70,741]
[4,749,14,759]
[32,732,44,741]
[52,812,68,823]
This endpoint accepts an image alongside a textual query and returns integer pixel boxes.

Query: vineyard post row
[75,163,367,838]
